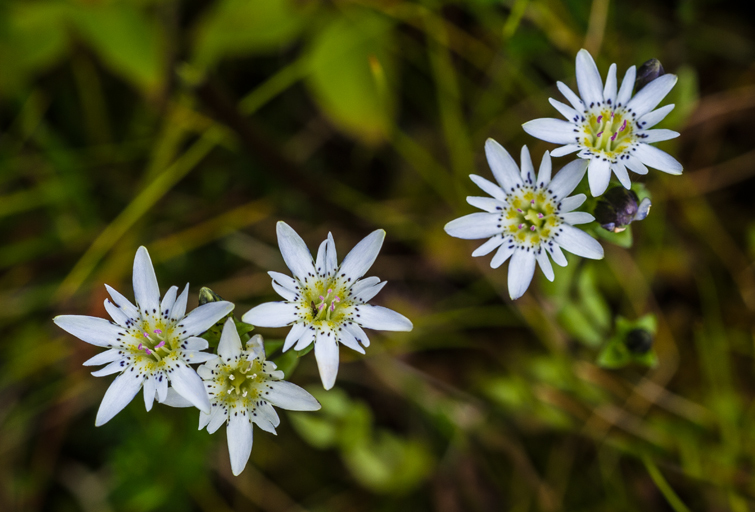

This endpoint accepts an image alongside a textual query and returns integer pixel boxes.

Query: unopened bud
[635,59,665,92]
[199,287,224,305]
[594,187,651,233]
[624,328,653,354]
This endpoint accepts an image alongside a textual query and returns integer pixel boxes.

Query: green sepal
[597,314,658,369]
[596,225,633,248]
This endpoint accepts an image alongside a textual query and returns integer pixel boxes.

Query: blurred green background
[1,0,754,510]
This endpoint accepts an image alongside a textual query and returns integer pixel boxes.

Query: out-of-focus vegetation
[1,0,754,510]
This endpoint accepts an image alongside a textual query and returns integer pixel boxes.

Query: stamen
[155,340,166,349]
[620,120,627,132]
[611,112,615,118]
[229,374,235,380]
[251,374,257,379]
[538,213,544,219]
[517,208,523,213]
[530,199,535,204]
[138,343,143,350]
[611,132,617,141]
[597,115,603,124]
[142,332,150,338]
[144,349,152,355]
[242,390,248,397]
[153,329,162,334]
[530,226,536,232]
[518,224,524,229]
[596,131,603,138]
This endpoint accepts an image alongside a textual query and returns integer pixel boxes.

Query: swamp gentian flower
[523,49,683,196]
[165,318,320,476]
[54,247,233,425]
[444,139,604,300]
[242,222,413,390]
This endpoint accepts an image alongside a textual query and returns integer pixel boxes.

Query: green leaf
[305,10,396,143]
[558,302,603,347]
[192,0,310,70]
[597,339,632,369]
[68,3,165,93]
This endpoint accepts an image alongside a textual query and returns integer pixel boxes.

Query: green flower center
[224,359,265,399]
[504,189,560,246]
[136,327,174,362]
[584,110,633,155]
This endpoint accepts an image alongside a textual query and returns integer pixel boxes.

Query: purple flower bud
[594,187,652,233]
[635,59,665,92]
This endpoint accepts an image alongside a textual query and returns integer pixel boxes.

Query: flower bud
[635,59,665,92]
[199,287,225,305]
[594,187,651,233]
[624,328,653,354]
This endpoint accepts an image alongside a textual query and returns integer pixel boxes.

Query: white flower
[445,139,604,300]
[241,222,413,390]
[164,319,320,476]
[53,247,234,425]
[523,49,683,197]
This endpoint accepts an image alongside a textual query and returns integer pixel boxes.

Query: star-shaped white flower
[54,247,234,425]
[445,139,604,299]
[523,49,683,197]
[164,318,320,476]
[242,222,413,390]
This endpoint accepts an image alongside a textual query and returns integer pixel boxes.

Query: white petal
[467,196,505,213]
[156,372,168,402]
[242,302,298,327]
[183,337,209,351]
[445,212,503,240]
[54,315,123,348]
[83,348,123,367]
[490,241,515,269]
[143,375,156,411]
[575,49,603,107]
[557,81,585,111]
[612,161,632,189]
[161,387,194,407]
[354,304,412,332]
[178,301,234,338]
[276,221,316,281]
[639,129,679,143]
[352,281,387,303]
[272,281,297,302]
[95,367,144,426]
[104,299,130,328]
[350,276,380,295]
[253,402,279,434]
[603,63,617,105]
[247,334,265,361]
[634,144,683,174]
[283,322,307,352]
[547,243,568,267]
[268,271,298,293]
[637,104,674,129]
[548,98,579,121]
[537,151,552,185]
[217,318,242,359]
[549,159,588,199]
[587,158,611,196]
[315,239,328,278]
[314,331,339,390]
[561,211,594,225]
[344,322,370,348]
[485,138,523,191]
[626,74,677,117]
[535,249,554,282]
[472,235,505,257]
[324,233,338,277]
[625,155,649,175]
[294,326,316,351]
[207,406,228,433]
[266,381,321,411]
[550,144,581,157]
[635,198,652,221]
[520,145,535,184]
[338,230,385,283]
[337,328,365,354]
[170,284,189,321]
[556,225,604,259]
[227,411,253,476]
[469,174,507,201]
[199,411,211,430]
[132,246,160,315]
[522,118,578,145]
[105,284,139,321]
[160,286,178,319]
[560,194,586,212]
[91,360,127,377]
[184,351,217,364]
[507,250,536,300]
[616,65,636,106]
[170,362,211,414]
